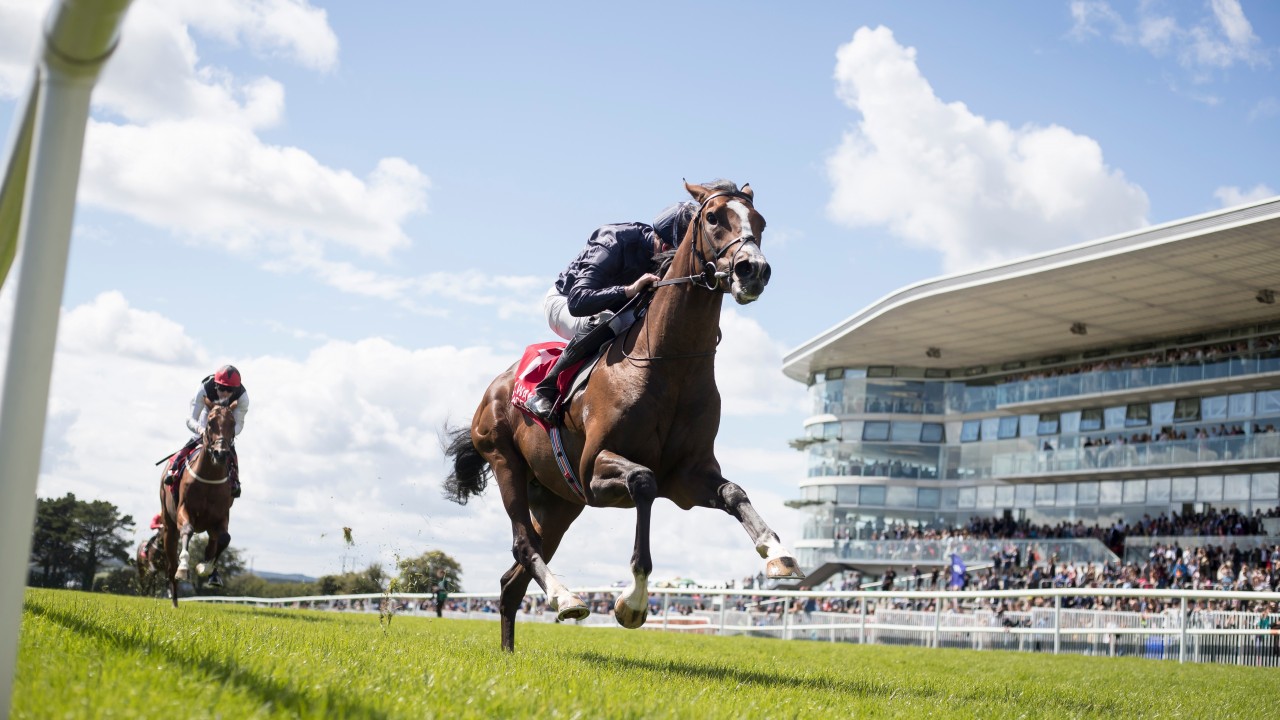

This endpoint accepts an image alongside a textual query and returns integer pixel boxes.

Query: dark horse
[444,180,804,651]
[159,398,237,607]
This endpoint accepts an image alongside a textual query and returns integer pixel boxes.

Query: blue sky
[1,0,1276,589]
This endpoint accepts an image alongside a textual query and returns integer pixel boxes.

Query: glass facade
[793,329,1280,563]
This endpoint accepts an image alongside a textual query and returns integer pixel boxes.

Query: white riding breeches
[543,285,613,341]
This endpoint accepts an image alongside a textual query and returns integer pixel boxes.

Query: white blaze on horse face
[726,200,754,243]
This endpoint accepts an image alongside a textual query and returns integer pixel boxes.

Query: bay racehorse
[444,179,804,651]
[159,398,237,607]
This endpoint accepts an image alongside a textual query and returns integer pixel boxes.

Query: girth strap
[550,426,587,503]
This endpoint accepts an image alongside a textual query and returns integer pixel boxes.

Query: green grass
[15,589,1279,719]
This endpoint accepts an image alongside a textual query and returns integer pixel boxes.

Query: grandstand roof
[783,197,1280,382]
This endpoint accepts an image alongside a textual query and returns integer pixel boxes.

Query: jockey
[524,201,696,423]
[162,365,250,497]
[140,512,163,559]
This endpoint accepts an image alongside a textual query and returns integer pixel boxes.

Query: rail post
[1179,597,1187,664]
[718,593,727,637]
[782,598,792,640]
[1053,595,1062,655]
[933,600,942,649]
[661,591,670,630]
[859,596,867,645]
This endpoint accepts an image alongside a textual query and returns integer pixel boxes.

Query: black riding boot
[525,319,616,422]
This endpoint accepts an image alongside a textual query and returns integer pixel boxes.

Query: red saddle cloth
[511,341,589,432]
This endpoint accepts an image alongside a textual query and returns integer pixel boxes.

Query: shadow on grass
[571,649,1121,715]
[25,600,387,719]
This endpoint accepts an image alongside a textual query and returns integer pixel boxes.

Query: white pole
[1053,596,1061,655]
[0,0,133,710]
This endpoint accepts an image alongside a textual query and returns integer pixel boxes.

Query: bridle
[654,190,760,292]
[191,406,233,484]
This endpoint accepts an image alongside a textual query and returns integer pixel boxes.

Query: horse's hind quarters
[766,556,806,579]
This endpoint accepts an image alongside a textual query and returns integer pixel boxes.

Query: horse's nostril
[734,262,754,280]
[761,264,772,285]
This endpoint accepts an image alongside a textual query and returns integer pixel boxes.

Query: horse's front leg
[197,524,230,588]
[692,473,804,580]
[590,450,657,629]
[174,512,195,581]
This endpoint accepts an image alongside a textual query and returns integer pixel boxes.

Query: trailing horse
[158,398,237,607]
[444,179,803,651]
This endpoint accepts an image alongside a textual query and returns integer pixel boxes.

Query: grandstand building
[782,197,1280,569]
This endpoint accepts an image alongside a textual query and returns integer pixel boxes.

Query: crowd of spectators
[1000,335,1280,386]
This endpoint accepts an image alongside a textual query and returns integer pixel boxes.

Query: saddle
[511,343,604,433]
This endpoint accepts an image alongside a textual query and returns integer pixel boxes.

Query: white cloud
[1214,183,1277,207]
[1068,0,1270,72]
[716,309,807,417]
[826,26,1149,272]
[1,0,430,293]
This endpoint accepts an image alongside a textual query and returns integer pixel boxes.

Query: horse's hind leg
[589,450,657,629]
[499,482,582,651]
[490,446,589,636]
[163,516,180,608]
[197,525,230,587]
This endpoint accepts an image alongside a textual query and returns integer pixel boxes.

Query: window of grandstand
[960,420,980,442]
[1034,484,1054,506]
[1077,481,1099,505]
[1104,406,1126,430]
[1147,478,1171,503]
[1257,389,1280,416]
[997,416,1019,439]
[1019,414,1038,437]
[1224,474,1250,501]
[1056,483,1077,506]
[1037,413,1059,435]
[995,485,1014,507]
[859,485,886,506]
[1253,473,1279,499]
[886,486,916,507]
[1203,395,1228,421]
[920,423,945,443]
[981,417,999,440]
[1198,475,1223,501]
[977,485,996,508]
[862,422,890,441]
[1100,480,1122,504]
[1123,479,1146,504]
[958,487,976,508]
[1152,401,1174,426]
[1124,403,1150,427]
[917,488,941,508]
[890,421,921,442]
[837,485,858,504]
[1229,392,1254,418]
[1079,408,1103,432]
[1172,477,1196,501]
[1174,398,1201,423]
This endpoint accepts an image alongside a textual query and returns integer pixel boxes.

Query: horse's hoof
[766,557,805,579]
[196,563,208,576]
[206,571,224,589]
[613,597,648,629]
[175,567,188,580]
[554,597,590,622]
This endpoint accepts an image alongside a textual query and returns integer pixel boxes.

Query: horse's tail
[441,425,490,505]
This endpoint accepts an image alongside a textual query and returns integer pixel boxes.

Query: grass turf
[14,589,1279,719]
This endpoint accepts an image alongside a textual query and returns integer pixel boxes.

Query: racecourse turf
[14,590,1278,719]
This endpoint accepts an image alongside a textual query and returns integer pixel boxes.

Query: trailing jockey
[163,365,250,498]
[524,201,697,424]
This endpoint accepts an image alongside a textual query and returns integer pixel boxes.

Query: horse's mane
[653,249,676,279]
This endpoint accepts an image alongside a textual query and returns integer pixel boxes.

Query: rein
[186,447,229,485]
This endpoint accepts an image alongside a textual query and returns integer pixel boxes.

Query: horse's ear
[741,183,753,200]
[684,179,710,204]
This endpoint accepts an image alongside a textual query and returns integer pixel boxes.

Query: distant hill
[253,570,317,584]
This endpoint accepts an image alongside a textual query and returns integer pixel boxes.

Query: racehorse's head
[202,398,237,464]
[683,180,770,304]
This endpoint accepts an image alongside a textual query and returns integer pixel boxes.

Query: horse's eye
[706,212,718,226]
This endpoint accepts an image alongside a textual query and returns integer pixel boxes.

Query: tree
[73,499,134,591]
[30,494,80,588]
[396,550,462,593]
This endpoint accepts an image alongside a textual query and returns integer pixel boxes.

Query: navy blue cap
[651,202,696,248]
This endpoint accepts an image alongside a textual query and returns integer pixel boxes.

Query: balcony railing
[995,353,1280,407]
[802,538,1118,566]
[992,433,1280,477]
[1122,535,1279,564]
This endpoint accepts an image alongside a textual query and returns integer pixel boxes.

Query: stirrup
[525,393,558,423]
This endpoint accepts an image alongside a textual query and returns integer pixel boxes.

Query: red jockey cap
[214,364,241,387]
[150,513,163,530]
